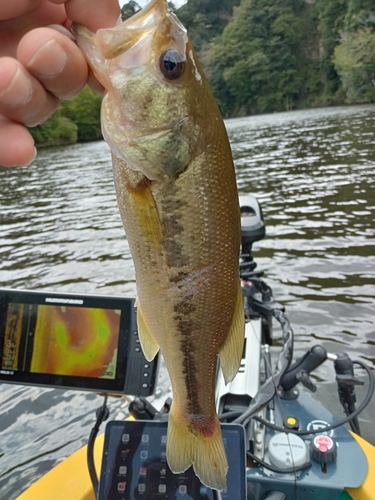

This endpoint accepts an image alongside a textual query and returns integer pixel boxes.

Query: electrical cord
[251,360,374,436]
[348,414,361,435]
[87,394,109,499]
[238,361,373,478]
[233,308,293,427]
[218,410,243,421]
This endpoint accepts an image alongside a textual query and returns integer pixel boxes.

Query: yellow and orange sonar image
[30,305,121,379]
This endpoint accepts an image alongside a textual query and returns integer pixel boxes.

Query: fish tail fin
[167,403,228,491]
[219,283,245,384]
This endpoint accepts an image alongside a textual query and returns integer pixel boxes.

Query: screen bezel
[0,288,133,393]
[98,420,247,500]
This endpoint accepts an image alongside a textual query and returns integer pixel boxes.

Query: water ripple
[0,105,374,498]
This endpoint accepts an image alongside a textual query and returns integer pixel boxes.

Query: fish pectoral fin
[167,405,228,491]
[219,284,245,385]
[136,298,160,361]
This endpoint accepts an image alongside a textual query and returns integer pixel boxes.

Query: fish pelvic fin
[219,283,245,385]
[167,404,228,491]
[136,298,160,361]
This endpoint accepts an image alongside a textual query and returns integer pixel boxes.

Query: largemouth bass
[74,0,244,490]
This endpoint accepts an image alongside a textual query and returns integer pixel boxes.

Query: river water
[0,105,374,499]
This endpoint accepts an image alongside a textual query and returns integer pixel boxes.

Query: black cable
[349,415,361,435]
[218,410,243,421]
[87,394,109,498]
[247,450,311,474]
[250,360,374,436]
[233,308,293,426]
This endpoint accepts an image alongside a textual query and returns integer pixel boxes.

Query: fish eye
[159,50,185,80]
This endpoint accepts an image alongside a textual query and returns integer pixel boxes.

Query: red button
[314,435,333,452]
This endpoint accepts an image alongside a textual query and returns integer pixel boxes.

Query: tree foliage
[204,0,319,115]
[30,86,102,147]
[177,0,241,51]
[29,113,78,147]
[333,0,375,103]
[333,28,375,102]
[121,1,141,21]
[62,86,102,142]
[315,0,349,100]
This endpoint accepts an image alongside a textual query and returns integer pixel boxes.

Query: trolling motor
[280,345,328,396]
[217,195,294,428]
[239,194,265,268]
[334,352,364,434]
[239,194,275,344]
[279,346,365,433]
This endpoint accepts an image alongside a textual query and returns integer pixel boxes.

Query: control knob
[310,434,337,463]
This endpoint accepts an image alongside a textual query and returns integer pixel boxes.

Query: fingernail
[25,147,38,166]
[0,67,32,106]
[28,39,67,78]
[10,147,37,168]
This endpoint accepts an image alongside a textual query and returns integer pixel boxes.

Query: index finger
[0,1,43,20]
[51,0,121,31]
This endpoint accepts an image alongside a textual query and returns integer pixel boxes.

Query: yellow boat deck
[16,430,375,500]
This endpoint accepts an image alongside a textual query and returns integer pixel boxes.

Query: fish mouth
[93,0,170,60]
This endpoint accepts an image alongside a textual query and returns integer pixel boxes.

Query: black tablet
[0,288,158,396]
[98,420,247,500]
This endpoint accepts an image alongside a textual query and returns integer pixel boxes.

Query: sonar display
[1,303,121,380]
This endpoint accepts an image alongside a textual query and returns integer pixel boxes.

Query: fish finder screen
[1,302,121,380]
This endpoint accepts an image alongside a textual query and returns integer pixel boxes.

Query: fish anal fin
[166,405,194,474]
[136,298,159,361]
[219,284,245,385]
[167,405,228,491]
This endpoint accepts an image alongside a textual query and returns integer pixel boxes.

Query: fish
[73,0,244,491]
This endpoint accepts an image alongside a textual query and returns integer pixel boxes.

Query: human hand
[0,0,120,167]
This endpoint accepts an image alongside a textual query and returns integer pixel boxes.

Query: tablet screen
[98,420,247,500]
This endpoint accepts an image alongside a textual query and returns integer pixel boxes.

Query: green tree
[333,28,375,102]
[344,0,375,31]
[62,86,102,142]
[121,1,141,21]
[205,0,318,115]
[177,0,241,52]
[333,0,375,102]
[29,86,102,147]
[30,113,78,147]
[315,0,349,100]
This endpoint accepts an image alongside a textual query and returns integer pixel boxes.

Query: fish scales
[113,142,239,410]
[74,0,245,491]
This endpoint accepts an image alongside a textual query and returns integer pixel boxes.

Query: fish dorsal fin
[136,298,160,361]
[219,284,245,384]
